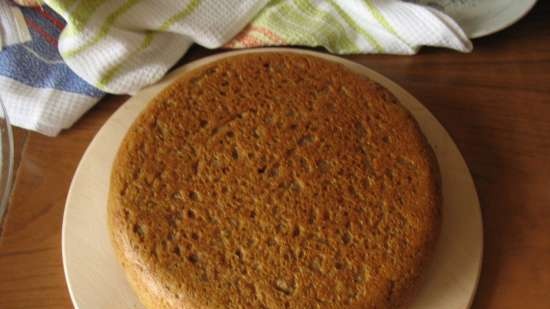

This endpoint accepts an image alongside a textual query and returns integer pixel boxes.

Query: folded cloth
[226,0,472,54]
[1,0,472,136]
[0,3,104,135]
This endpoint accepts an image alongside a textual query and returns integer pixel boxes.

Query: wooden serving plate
[62,48,483,309]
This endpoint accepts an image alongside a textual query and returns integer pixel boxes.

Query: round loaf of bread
[108,52,441,309]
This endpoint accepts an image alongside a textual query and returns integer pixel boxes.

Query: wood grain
[0,96,127,309]
[1,1,549,308]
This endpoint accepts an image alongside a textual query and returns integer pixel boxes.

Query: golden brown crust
[108,52,441,309]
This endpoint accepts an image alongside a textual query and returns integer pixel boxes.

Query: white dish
[62,48,483,309]
[411,0,538,38]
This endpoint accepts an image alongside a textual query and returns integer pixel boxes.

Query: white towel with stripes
[5,0,472,135]
[46,0,471,94]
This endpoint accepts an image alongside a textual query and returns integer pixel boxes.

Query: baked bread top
[108,52,441,309]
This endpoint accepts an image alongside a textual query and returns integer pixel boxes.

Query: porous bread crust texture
[108,52,442,309]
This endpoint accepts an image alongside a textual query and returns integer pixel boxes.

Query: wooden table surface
[1,3,549,309]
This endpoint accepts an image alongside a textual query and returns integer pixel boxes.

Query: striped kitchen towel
[0,2,104,135]
[1,0,471,136]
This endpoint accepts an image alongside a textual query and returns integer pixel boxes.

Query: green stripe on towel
[63,0,144,58]
[98,0,202,88]
[327,0,384,53]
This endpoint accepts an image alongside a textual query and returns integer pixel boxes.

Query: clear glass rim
[0,99,14,227]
